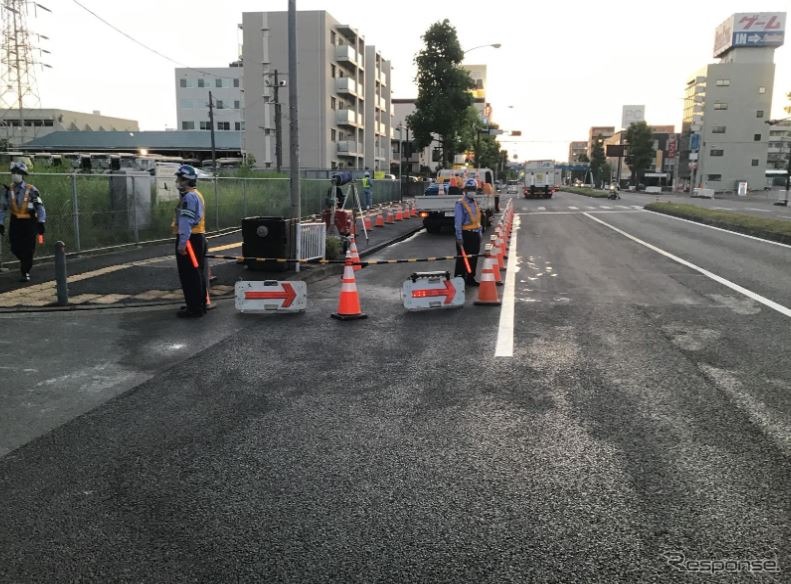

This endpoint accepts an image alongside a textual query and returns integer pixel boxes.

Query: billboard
[622,105,645,130]
[606,145,625,157]
[714,12,785,57]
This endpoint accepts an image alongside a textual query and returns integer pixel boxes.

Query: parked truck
[414,168,495,234]
[523,160,556,199]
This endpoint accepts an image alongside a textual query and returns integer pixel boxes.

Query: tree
[576,153,590,163]
[624,121,655,186]
[589,135,607,186]
[406,19,474,168]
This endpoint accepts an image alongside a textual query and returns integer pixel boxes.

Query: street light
[463,43,501,55]
[765,117,791,206]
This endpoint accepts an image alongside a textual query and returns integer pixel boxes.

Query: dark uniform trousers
[454,229,482,284]
[176,233,207,314]
[9,216,37,275]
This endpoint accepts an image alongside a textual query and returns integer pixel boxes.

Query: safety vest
[459,198,481,231]
[171,189,206,234]
[361,176,371,188]
[9,184,35,219]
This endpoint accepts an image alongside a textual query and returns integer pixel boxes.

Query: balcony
[335,44,357,64]
[376,96,387,111]
[378,71,387,87]
[335,108,358,126]
[335,77,357,96]
[376,122,387,135]
[337,140,361,156]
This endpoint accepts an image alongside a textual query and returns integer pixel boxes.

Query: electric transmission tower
[1,0,50,146]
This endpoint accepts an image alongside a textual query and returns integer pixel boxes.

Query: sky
[25,1,791,162]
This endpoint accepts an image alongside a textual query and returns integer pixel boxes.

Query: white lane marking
[568,206,579,210]
[495,216,519,357]
[645,209,791,250]
[584,213,791,318]
[744,207,772,213]
[600,205,612,210]
[537,206,546,211]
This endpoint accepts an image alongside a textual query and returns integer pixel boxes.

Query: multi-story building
[1,108,138,147]
[391,98,431,178]
[767,119,791,169]
[174,63,244,132]
[240,10,393,172]
[603,125,677,186]
[587,126,614,158]
[568,141,587,163]
[680,12,785,191]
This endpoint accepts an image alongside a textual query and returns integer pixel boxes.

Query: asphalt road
[0,193,788,583]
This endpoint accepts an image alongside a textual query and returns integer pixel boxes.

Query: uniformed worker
[454,178,483,287]
[361,170,373,210]
[0,162,46,282]
[172,164,207,318]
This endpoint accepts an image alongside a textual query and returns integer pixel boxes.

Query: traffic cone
[332,252,367,320]
[375,210,385,228]
[363,213,373,231]
[349,235,362,271]
[474,253,501,306]
[385,208,395,224]
[395,206,403,221]
[488,241,503,285]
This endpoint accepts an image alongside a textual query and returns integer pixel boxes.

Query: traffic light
[510,131,522,136]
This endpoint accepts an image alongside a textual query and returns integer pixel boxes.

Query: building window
[217,121,230,131]
[197,78,205,88]
[199,121,211,130]
[234,122,241,131]
[331,64,336,78]
[754,134,761,141]
[216,78,223,88]
[330,30,336,45]
[756,110,764,118]
[331,97,337,110]
[758,86,766,94]
[715,79,730,86]
[711,126,726,133]
[179,79,187,88]
[751,159,759,166]
[706,174,721,181]
[331,129,336,141]
[216,100,224,109]
[713,103,727,110]
[710,149,724,156]
[181,121,195,130]
[233,100,240,109]
[43,119,53,127]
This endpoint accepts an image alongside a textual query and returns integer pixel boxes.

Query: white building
[240,10,393,172]
[1,108,138,147]
[681,12,785,191]
[174,64,244,132]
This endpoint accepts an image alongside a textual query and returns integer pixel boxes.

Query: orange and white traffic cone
[331,251,367,320]
[488,240,503,285]
[349,235,362,271]
[375,210,385,228]
[474,252,501,306]
[385,208,395,224]
[395,206,403,221]
[363,213,373,231]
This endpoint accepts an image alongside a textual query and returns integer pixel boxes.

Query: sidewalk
[0,206,423,312]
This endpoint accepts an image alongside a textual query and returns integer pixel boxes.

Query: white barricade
[298,222,326,262]
[235,280,307,313]
[401,271,465,311]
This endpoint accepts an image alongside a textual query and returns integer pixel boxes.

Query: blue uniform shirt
[454,195,480,240]
[0,181,46,224]
[176,190,204,249]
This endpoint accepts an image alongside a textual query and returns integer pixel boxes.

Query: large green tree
[589,135,607,186]
[406,19,474,168]
[624,121,655,186]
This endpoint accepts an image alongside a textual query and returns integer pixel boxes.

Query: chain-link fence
[0,173,401,266]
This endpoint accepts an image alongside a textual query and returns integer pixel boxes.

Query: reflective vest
[9,184,35,219]
[459,198,481,231]
[171,189,206,234]
[361,176,371,189]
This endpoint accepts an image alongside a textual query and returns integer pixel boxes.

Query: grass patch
[561,186,610,198]
[646,202,791,245]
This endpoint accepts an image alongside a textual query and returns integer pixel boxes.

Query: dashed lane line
[495,216,519,358]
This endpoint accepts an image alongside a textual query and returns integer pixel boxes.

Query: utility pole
[273,69,282,173]
[207,91,217,173]
[287,0,299,222]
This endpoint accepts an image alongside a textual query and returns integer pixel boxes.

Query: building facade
[241,10,393,172]
[568,141,587,163]
[587,126,614,158]
[680,12,785,191]
[1,109,138,147]
[174,64,244,132]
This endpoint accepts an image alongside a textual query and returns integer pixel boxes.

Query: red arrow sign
[245,282,297,307]
[411,279,456,304]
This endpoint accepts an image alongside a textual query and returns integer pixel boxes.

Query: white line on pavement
[645,210,791,250]
[584,213,791,318]
[495,216,519,357]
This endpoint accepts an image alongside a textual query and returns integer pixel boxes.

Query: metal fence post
[54,241,69,306]
[131,175,139,244]
[71,173,81,252]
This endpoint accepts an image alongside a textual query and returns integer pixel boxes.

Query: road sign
[401,272,465,311]
[235,280,307,313]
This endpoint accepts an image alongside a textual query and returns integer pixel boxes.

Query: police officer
[0,162,46,282]
[454,178,483,287]
[361,170,373,209]
[173,164,207,318]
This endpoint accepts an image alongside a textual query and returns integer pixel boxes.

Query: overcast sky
[28,1,791,162]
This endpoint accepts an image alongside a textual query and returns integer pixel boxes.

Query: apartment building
[680,12,784,191]
[568,141,587,163]
[1,108,138,147]
[240,10,393,172]
[174,64,244,132]
[587,126,614,158]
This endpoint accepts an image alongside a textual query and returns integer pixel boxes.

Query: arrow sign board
[235,280,307,313]
[401,272,465,311]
